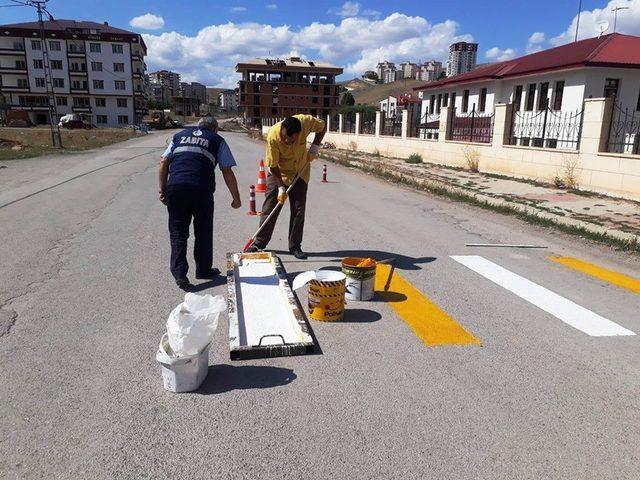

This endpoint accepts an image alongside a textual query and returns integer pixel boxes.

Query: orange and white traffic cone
[256,160,267,193]
[247,185,259,215]
[322,164,328,183]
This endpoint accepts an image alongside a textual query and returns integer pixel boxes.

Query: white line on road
[450,255,636,337]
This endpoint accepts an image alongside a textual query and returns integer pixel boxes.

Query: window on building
[48,41,61,51]
[552,81,565,110]
[117,115,129,124]
[73,97,90,107]
[525,83,536,111]
[637,88,640,111]
[13,41,24,50]
[112,44,124,54]
[117,98,128,108]
[53,78,64,88]
[90,43,101,53]
[50,60,63,70]
[603,78,619,98]
[33,59,43,69]
[462,89,470,112]
[450,92,456,109]
[16,60,27,69]
[56,96,67,106]
[96,115,108,124]
[537,82,549,110]
[513,85,523,111]
[31,40,41,50]
[91,61,103,72]
[436,93,442,114]
[35,77,45,87]
[17,78,28,88]
[93,80,104,89]
[429,94,435,113]
[479,88,487,112]
[94,97,106,107]
[115,80,126,90]
[312,97,318,104]
[113,63,125,72]
[443,92,449,107]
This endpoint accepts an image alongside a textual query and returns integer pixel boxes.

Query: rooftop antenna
[612,6,629,32]
[598,20,610,37]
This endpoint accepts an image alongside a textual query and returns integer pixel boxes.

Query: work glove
[277,186,288,204]
[308,143,320,160]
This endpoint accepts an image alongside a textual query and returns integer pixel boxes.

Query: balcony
[69,69,88,76]
[70,88,89,94]
[0,66,28,74]
[0,85,29,92]
[0,47,26,56]
[131,54,144,62]
[134,90,145,96]
[72,105,92,113]
[67,48,86,57]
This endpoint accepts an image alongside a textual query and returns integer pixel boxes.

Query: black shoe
[175,277,191,290]
[289,248,308,260]
[196,268,221,279]
[245,245,261,253]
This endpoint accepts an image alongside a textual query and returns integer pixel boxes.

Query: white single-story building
[415,33,640,139]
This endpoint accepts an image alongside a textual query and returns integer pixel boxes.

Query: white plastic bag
[166,293,225,356]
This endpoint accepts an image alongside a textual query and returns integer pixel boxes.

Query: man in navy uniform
[158,116,241,289]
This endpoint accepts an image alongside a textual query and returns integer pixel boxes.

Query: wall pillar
[580,97,612,154]
[492,103,512,146]
[439,106,454,142]
[375,111,381,137]
[326,114,331,132]
[355,112,361,136]
[401,109,409,139]
[338,113,344,134]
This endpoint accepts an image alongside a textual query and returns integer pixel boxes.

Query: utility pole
[574,0,582,42]
[30,0,62,147]
[612,6,629,33]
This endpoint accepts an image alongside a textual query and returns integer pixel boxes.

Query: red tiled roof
[415,34,640,91]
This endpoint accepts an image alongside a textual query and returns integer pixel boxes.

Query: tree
[438,71,447,80]
[362,71,379,82]
[341,91,355,106]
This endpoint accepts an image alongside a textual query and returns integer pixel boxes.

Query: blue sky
[2,0,639,86]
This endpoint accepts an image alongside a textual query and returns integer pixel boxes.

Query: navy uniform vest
[168,127,223,192]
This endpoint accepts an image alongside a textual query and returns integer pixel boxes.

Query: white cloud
[550,0,640,45]
[129,13,164,31]
[143,13,472,87]
[329,1,361,17]
[485,46,517,61]
[266,3,277,9]
[528,32,545,44]
[230,6,247,12]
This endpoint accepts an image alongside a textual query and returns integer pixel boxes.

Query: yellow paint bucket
[307,271,346,322]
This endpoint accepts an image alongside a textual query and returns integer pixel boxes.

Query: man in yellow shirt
[248,115,326,259]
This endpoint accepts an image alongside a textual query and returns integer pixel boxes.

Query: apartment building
[375,61,396,84]
[0,19,147,126]
[236,57,343,126]
[178,81,206,104]
[446,42,478,77]
[219,89,238,110]
[399,62,418,80]
[148,70,180,95]
[418,60,443,82]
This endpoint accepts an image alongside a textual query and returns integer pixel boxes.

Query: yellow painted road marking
[375,264,481,346]
[550,256,640,295]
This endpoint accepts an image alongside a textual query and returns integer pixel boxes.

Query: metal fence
[342,112,356,134]
[606,102,640,155]
[328,113,339,132]
[413,113,440,140]
[360,113,376,135]
[449,107,494,143]
[381,112,402,136]
[509,106,583,150]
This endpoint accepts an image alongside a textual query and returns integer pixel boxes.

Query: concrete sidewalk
[320,147,640,248]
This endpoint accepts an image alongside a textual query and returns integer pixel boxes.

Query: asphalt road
[1,130,639,479]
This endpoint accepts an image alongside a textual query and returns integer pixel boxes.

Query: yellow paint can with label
[307,271,346,322]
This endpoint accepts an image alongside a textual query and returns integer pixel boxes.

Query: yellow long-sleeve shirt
[264,114,326,185]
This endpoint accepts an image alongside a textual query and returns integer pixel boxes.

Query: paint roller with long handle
[242,159,312,252]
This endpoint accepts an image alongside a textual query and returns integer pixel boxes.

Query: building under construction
[236,57,343,127]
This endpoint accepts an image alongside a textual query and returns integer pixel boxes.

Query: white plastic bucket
[156,333,210,393]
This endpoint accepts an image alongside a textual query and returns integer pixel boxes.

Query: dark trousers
[254,174,308,251]
[166,185,213,279]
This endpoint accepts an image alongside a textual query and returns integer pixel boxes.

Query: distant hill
[338,78,377,91]
[351,79,425,106]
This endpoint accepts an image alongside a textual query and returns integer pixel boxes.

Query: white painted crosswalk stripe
[450,255,636,337]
